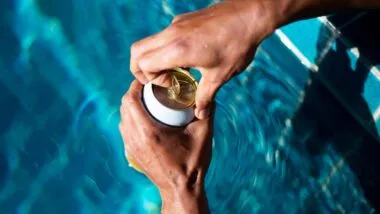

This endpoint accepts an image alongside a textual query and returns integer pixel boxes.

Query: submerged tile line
[315,158,346,214]
[315,20,340,65]
[318,17,380,82]
[373,106,380,121]
[318,17,337,31]
[274,30,319,72]
[337,12,367,31]
[302,132,367,213]
[315,135,371,213]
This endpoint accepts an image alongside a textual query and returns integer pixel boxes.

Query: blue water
[0,0,376,213]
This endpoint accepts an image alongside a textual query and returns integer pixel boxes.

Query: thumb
[150,68,191,88]
[195,76,220,120]
[150,72,172,88]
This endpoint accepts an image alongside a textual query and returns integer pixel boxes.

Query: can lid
[152,68,197,110]
[142,68,196,127]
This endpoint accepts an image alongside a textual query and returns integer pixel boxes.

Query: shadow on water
[0,0,20,72]
[290,14,380,211]
[0,83,21,136]
[0,83,20,192]
[0,153,9,192]
[1,0,380,212]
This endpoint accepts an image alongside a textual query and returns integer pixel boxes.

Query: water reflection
[0,0,378,213]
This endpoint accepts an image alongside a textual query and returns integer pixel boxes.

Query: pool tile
[1,1,379,213]
[278,13,380,141]
[333,12,380,64]
[311,12,380,141]
[279,18,328,67]
[315,36,380,141]
[327,12,367,29]
[364,70,380,136]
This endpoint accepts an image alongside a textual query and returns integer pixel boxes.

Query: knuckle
[144,71,157,81]
[130,67,136,75]
[121,93,131,104]
[119,123,127,140]
[171,40,188,56]
[122,93,136,107]
[121,94,128,105]
[131,67,138,75]
[206,72,225,85]
[208,76,223,85]
[196,98,212,110]
[130,42,141,56]
[197,98,210,107]
[124,145,134,159]
[172,14,185,23]
[141,129,160,143]
[168,23,184,35]
[124,139,132,150]
[126,94,138,105]
[119,105,126,117]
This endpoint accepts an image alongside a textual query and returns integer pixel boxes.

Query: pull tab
[168,73,181,99]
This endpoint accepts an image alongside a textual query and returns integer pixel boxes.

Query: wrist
[228,0,285,43]
[225,0,317,33]
[269,0,366,27]
[252,0,299,29]
[161,181,209,214]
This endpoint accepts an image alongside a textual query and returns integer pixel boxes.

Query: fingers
[187,102,215,132]
[171,12,193,23]
[131,50,148,84]
[138,39,195,74]
[130,64,148,84]
[119,122,144,173]
[132,43,194,87]
[130,28,173,84]
[131,28,173,57]
[119,81,153,172]
[119,115,132,158]
[194,76,221,119]
[131,41,196,88]
[128,79,144,97]
[118,122,128,147]
[151,72,172,88]
[121,80,155,126]
[185,102,215,153]
[121,80,143,108]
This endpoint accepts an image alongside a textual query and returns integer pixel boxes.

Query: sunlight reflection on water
[0,0,374,213]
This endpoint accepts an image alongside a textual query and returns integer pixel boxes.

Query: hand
[119,80,213,214]
[130,0,278,119]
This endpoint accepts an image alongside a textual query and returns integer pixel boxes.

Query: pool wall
[0,1,379,213]
[277,13,380,141]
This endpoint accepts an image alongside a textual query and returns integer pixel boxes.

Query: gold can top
[152,68,197,110]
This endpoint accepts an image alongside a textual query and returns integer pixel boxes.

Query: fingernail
[197,107,210,119]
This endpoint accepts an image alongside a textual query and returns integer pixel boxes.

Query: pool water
[0,0,377,213]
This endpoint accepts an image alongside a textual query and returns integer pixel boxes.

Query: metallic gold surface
[153,68,197,109]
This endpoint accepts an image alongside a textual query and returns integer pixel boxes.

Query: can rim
[153,68,198,109]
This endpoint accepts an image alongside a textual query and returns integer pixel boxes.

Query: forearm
[267,0,380,26]
[161,183,210,214]
[221,0,379,49]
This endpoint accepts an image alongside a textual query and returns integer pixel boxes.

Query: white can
[142,68,197,127]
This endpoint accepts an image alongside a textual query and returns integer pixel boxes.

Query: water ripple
[0,0,374,213]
